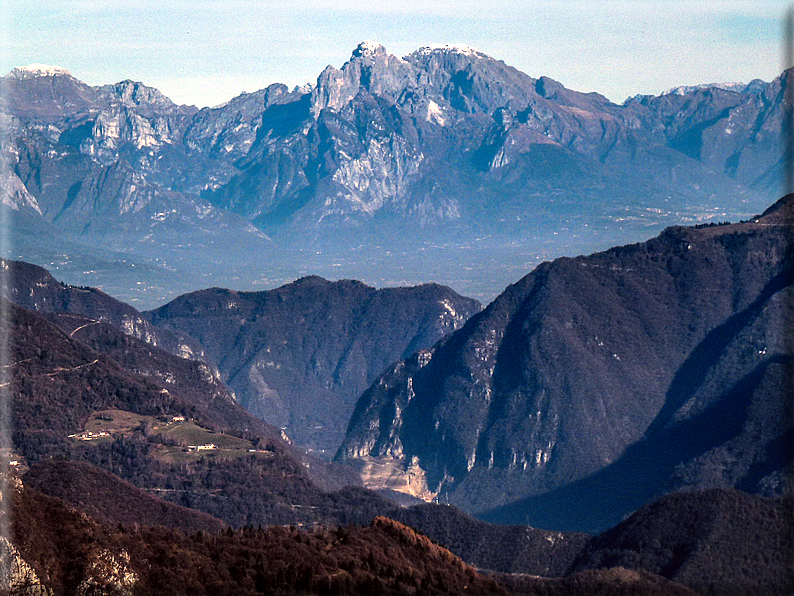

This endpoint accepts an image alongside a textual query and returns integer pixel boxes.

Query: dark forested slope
[340,195,794,530]
[570,488,794,595]
[3,298,389,528]
[146,277,480,454]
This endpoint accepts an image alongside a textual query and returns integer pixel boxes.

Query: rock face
[74,549,137,596]
[338,195,794,529]
[0,536,52,596]
[146,277,481,454]
[3,467,138,596]
[1,45,785,307]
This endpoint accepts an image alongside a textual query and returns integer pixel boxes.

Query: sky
[0,0,788,108]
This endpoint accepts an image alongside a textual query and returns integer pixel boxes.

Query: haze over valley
[0,43,783,307]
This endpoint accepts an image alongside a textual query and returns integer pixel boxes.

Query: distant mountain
[338,195,794,530]
[146,276,481,454]
[624,78,783,191]
[1,64,272,307]
[1,45,784,306]
[200,43,781,231]
[663,80,767,96]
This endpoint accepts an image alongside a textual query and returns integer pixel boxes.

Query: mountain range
[1,43,785,307]
[5,198,791,531]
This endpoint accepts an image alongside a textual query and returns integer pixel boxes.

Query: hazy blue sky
[1,1,787,107]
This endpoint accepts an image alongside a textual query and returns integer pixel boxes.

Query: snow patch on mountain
[412,44,485,57]
[664,82,748,95]
[7,63,73,79]
[425,100,445,126]
[353,41,387,57]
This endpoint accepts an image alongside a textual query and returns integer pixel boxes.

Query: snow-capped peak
[412,44,486,58]
[352,40,386,57]
[7,63,73,79]
[664,82,746,96]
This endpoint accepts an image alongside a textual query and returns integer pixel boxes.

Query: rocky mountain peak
[535,75,564,99]
[105,79,176,108]
[742,78,769,95]
[311,41,415,114]
[352,40,388,58]
[664,81,751,96]
[6,63,73,79]
[403,43,537,115]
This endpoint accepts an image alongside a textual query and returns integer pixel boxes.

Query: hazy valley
[0,43,784,307]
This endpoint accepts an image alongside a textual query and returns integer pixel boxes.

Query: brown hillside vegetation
[386,502,588,576]
[10,478,508,596]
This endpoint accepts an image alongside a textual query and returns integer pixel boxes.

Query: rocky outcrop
[74,549,137,596]
[0,537,52,596]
